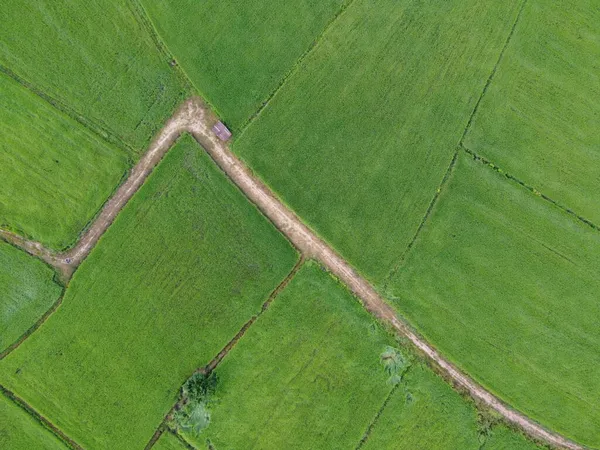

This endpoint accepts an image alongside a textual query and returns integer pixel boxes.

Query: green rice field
[153,431,187,450]
[0,135,297,448]
[0,72,128,250]
[0,241,61,354]
[464,0,600,226]
[233,0,522,283]
[0,1,188,152]
[0,393,66,450]
[183,262,538,449]
[389,153,600,447]
[140,0,347,129]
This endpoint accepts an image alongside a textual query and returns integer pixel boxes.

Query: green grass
[140,0,347,130]
[181,262,538,449]
[361,365,480,449]
[0,135,297,449]
[389,153,600,447]
[0,393,66,450]
[0,72,129,250]
[0,1,188,152]
[187,262,397,449]
[153,432,187,450]
[465,0,600,226]
[233,0,522,283]
[0,241,62,353]
[483,425,542,450]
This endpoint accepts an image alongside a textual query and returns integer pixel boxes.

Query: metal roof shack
[212,121,232,142]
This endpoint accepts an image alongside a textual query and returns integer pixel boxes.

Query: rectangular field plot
[0,393,66,450]
[0,241,61,354]
[389,154,600,447]
[234,0,522,283]
[0,135,298,449]
[183,262,530,449]
[464,0,600,226]
[0,72,128,250]
[140,0,347,130]
[0,1,188,152]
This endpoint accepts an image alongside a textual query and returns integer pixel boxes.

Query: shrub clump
[172,371,219,436]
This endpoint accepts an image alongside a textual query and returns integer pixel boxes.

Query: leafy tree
[172,371,219,436]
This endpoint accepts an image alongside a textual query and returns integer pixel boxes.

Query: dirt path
[0,97,584,450]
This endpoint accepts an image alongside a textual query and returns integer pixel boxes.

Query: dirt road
[0,97,584,449]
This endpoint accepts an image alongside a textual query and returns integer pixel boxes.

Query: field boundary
[462,145,600,233]
[384,0,528,285]
[0,64,133,155]
[355,383,401,449]
[0,97,584,449]
[145,257,304,449]
[236,0,358,136]
[0,289,65,360]
[0,384,82,449]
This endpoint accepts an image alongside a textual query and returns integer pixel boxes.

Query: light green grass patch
[464,0,600,226]
[0,135,297,449]
[0,393,66,450]
[390,153,600,447]
[0,72,128,250]
[234,0,522,282]
[0,1,188,152]
[140,0,347,130]
[0,241,62,353]
[361,365,480,449]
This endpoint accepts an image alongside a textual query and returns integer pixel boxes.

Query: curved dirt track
[0,97,584,450]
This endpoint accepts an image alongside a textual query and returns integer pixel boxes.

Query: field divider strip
[0,384,83,450]
[0,289,65,360]
[0,63,133,154]
[236,0,358,137]
[144,256,305,449]
[459,0,528,144]
[1,96,584,449]
[462,145,600,233]
[384,0,528,285]
[355,382,401,449]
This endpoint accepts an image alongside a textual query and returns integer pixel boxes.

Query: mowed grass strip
[233,0,522,283]
[0,1,188,152]
[464,0,600,226]
[390,153,600,447]
[140,0,347,130]
[0,392,66,450]
[0,135,298,449]
[0,72,128,250]
[0,241,62,354]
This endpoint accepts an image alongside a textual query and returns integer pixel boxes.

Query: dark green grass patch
[140,0,347,130]
[0,241,61,353]
[0,1,188,152]
[0,393,66,450]
[0,135,297,448]
[233,0,522,283]
[464,0,600,226]
[389,154,600,447]
[0,72,128,250]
